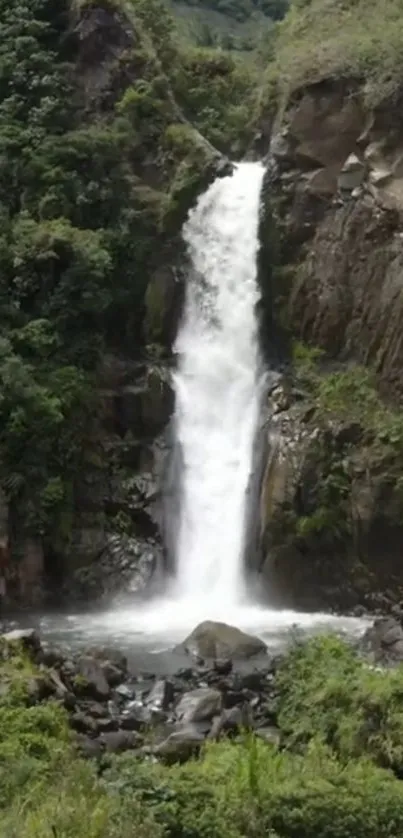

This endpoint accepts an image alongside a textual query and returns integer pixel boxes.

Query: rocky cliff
[256,2,403,612]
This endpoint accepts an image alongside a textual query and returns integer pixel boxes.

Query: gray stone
[153,725,205,763]
[77,656,110,700]
[208,705,252,740]
[115,683,135,700]
[100,730,141,753]
[76,735,103,760]
[120,705,151,731]
[369,168,391,186]
[175,687,222,723]
[338,154,365,191]
[182,621,267,660]
[146,678,174,710]
[101,661,124,687]
[214,658,232,675]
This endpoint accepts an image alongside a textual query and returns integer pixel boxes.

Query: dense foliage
[5,636,403,837]
[0,0,261,579]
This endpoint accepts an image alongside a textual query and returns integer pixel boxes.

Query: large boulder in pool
[181,621,267,660]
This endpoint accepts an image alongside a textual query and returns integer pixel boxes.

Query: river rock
[100,729,141,753]
[361,617,403,664]
[76,734,104,760]
[101,661,125,687]
[76,655,110,700]
[208,704,252,740]
[153,725,205,763]
[71,711,99,735]
[120,703,152,731]
[146,678,174,710]
[182,621,267,660]
[175,687,222,723]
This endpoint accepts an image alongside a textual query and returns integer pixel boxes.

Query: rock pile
[0,622,281,763]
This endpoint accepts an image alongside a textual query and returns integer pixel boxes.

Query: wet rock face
[268,79,403,399]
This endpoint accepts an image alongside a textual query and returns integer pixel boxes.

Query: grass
[273,0,403,106]
[277,634,403,774]
[293,341,403,453]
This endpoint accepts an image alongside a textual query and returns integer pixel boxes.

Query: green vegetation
[6,636,403,837]
[293,342,403,452]
[173,0,288,24]
[288,343,403,541]
[0,0,262,577]
[274,0,403,105]
[277,635,403,774]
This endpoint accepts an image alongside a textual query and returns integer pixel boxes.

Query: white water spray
[172,162,265,604]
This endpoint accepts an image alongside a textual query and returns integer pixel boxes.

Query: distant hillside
[170,0,289,49]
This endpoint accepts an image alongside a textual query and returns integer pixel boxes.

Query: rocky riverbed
[2,615,401,765]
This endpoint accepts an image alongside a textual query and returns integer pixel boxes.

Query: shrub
[277,635,403,774]
[107,735,403,838]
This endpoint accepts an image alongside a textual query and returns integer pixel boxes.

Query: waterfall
[172,162,265,606]
[47,162,369,650]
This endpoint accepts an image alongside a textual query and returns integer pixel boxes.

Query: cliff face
[257,77,403,612]
[274,81,403,398]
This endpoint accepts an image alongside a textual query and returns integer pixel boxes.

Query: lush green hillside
[172,0,288,22]
[170,0,288,49]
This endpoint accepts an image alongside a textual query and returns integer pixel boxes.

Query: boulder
[146,678,175,711]
[120,703,153,731]
[153,725,205,763]
[338,153,365,191]
[76,655,110,700]
[175,688,222,723]
[70,712,99,735]
[76,734,103,760]
[360,617,403,665]
[182,621,267,660]
[208,705,252,740]
[100,730,141,753]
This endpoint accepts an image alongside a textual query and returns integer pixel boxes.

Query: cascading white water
[172,162,265,605]
[47,162,369,651]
